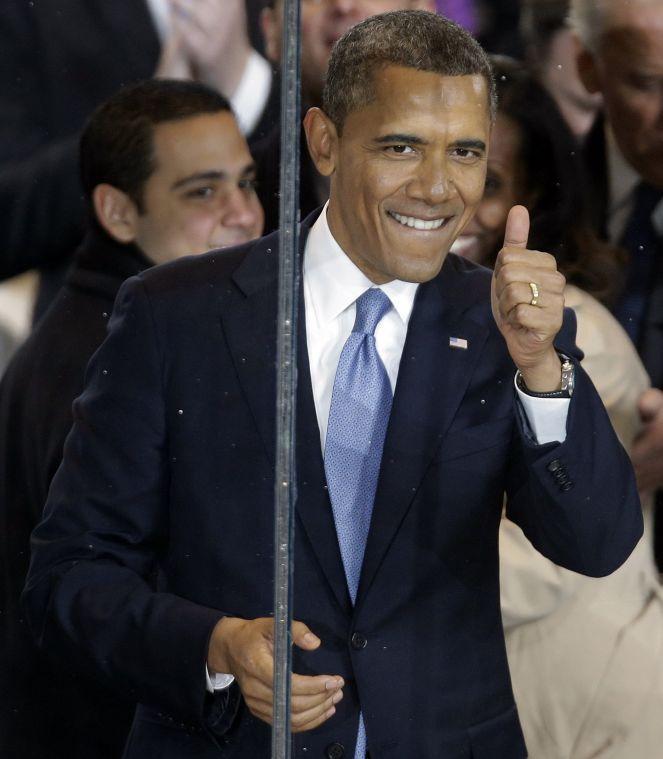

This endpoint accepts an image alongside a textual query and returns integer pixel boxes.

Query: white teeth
[390,212,447,231]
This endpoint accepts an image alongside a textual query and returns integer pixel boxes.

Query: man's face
[313,65,491,284]
[264,0,434,102]
[132,112,264,264]
[580,2,663,187]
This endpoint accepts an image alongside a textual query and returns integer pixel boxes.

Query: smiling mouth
[388,211,451,231]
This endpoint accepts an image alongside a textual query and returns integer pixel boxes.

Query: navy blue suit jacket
[24,211,642,758]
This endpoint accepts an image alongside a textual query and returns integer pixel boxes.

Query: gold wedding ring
[529,282,539,307]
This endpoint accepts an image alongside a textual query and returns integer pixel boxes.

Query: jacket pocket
[468,704,528,758]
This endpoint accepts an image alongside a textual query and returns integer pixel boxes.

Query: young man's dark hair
[80,79,231,212]
[323,9,497,132]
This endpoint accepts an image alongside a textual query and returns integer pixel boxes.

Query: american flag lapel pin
[449,336,468,350]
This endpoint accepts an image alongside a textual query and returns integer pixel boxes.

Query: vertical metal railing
[272,1,302,758]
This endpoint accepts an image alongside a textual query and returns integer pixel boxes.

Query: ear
[92,184,139,244]
[260,6,281,65]
[303,107,339,178]
[576,45,602,94]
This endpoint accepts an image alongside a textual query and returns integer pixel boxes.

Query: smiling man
[23,11,641,759]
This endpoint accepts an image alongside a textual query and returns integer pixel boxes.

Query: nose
[407,154,456,205]
[222,187,262,233]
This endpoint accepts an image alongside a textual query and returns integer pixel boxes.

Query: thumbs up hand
[491,206,567,392]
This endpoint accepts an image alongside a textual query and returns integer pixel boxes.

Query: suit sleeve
[22,276,238,728]
[504,308,644,577]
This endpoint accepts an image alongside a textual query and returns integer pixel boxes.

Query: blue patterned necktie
[324,288,394,759]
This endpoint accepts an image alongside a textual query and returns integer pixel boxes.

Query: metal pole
[272,1,301,758]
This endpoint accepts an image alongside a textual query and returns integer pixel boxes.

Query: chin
[391,254,447,284]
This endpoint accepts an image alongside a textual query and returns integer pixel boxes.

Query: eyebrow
[171,163,257,191]
[452,139,487,152]
[373,133,428,146]
[372,135,486,152]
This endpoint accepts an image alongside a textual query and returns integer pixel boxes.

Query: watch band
[516,354,575,398]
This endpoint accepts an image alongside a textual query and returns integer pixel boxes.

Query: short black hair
[323,10,496,132]
[79,78,232,211]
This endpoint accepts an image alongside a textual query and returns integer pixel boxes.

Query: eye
[185,186,216,200]
[238,177,259,193]
[385,144,416,155]
[627,73,660,92]
[484,174,503,194]
[452,147,483,162]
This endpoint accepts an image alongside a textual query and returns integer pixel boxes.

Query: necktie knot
[353,288,392,336]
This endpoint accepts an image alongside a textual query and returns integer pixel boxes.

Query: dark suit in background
[23,212,642,758]
[0,228,149,758]
[584,118,663,566]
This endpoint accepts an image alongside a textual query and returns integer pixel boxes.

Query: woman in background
[460,59,663,758]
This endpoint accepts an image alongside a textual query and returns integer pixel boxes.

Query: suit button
[326,742,345,759]
[351,632,368,650]
[547,459,562,472]
[561,481,574,492]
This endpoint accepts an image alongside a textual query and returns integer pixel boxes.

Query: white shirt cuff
[205,666,235,693]
[514,374,570,445]
[230,50,272,135]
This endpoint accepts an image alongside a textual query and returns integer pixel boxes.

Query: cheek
[607,87,654,129]
[454,165,489,204]
[478,197,510,232]
[172,209,221,250]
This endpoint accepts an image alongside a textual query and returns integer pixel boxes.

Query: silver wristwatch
[516,354,575,398]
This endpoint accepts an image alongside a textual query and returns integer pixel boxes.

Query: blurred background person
[0,0,267,323]
[454,59,663,758]
[520,0,602,140]
[571,0,663,569]
[0,78,264,759]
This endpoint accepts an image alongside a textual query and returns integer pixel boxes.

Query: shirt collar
[304,203,419,329]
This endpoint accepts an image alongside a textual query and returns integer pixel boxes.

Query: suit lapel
[296,320,353,614]
[356,258,490,607]
[218,235,280,466]
[219,215,351,614]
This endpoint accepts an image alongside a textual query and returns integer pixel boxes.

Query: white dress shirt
[144,0,272,135]
[206,205,569,691]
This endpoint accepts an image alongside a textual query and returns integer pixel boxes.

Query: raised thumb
[503,205,530,249]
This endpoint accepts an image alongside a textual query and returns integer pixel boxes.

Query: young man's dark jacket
[0,228,149,758]
[23,210,642,758]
